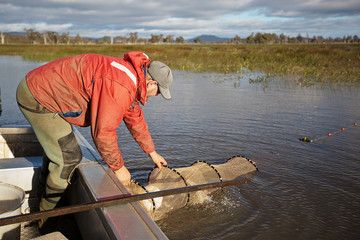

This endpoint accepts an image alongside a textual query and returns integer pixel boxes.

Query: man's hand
[149,151,167,168]
[114,165,131,186]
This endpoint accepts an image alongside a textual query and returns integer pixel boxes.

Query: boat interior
[0,125,168,240]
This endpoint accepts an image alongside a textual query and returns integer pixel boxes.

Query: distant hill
[187,35,231,43]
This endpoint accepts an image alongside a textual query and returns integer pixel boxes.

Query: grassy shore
[1,44,359,84]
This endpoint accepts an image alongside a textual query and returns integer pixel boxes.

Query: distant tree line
[230,33,360,44]
[0,29,359,45]
[0,29,186,45]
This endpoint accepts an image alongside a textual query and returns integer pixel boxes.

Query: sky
[0,0,359,39]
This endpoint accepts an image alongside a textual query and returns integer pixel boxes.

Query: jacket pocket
[60,110,83,118]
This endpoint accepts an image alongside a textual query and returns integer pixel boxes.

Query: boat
[0,125,168,239]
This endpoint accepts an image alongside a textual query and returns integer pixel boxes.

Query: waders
[16,78,82,226]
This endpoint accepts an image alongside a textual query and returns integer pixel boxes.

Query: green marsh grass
[1,44,359,84]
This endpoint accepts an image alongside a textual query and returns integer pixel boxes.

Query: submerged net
[127,155,258,220]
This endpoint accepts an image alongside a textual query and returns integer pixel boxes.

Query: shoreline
[1,43,359,84]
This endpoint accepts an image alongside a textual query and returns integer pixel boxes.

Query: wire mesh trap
[126,155,258,220]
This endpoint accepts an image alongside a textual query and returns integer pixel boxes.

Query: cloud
[0,0,359,38]
[253,0,360,18]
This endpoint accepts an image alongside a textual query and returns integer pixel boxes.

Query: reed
[0,44,359,84]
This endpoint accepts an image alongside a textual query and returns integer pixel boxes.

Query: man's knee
[58,131,82,179]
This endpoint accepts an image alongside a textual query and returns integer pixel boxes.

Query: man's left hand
[149,151,167,168]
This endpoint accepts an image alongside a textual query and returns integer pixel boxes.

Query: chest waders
[16,78,82,226]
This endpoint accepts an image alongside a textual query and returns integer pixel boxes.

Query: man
[16,51,173,221]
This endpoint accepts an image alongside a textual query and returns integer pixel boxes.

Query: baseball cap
[147,61,173,100]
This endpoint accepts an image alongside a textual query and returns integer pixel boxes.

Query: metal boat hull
[0,126,167,240]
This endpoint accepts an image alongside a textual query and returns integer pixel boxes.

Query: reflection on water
[1,56,360,240]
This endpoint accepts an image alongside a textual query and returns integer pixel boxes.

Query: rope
[299,122,358,143]
[67,160,105,184]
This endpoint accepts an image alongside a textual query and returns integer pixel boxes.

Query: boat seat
[0,156,42,193]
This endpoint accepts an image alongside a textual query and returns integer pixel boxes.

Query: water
[1,56,360,240]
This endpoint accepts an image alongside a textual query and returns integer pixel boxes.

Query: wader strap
[17,100,52,114]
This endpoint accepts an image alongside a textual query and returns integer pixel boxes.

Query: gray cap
[147,61,173,100]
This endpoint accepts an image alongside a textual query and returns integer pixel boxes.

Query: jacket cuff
[143,144,155,154]
[104,156,124,171]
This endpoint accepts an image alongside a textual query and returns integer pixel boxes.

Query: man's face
[146,73,159,98]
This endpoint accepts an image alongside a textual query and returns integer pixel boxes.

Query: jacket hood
[123,51,151,105]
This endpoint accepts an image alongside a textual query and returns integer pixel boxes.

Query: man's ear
[146,73,152,81]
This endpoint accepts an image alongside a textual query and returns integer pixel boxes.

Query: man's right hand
[114,166,131,186]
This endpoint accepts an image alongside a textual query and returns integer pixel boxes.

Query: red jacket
[26,52,155,170]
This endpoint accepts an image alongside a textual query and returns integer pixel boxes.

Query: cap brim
[159,86,171,100]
